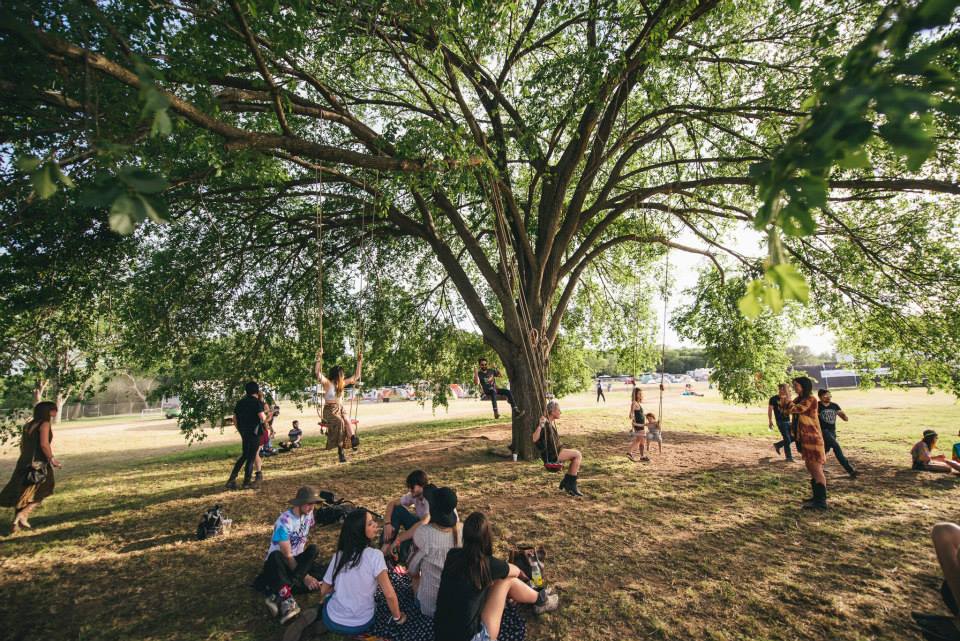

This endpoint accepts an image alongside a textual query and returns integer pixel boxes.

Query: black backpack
[196,504,226,540]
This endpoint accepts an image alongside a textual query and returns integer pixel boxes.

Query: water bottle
[530,562,543,588]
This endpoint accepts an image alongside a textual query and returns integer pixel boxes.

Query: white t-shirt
[322,548,387,627]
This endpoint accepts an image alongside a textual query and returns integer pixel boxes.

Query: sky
[651,229,837,354]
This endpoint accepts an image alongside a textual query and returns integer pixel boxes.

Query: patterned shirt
[410,523,463,617]
[266,509,315,559]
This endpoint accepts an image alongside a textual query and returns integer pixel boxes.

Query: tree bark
[54,388,71,424]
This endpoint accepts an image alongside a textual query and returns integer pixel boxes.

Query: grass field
[0,387,958,641]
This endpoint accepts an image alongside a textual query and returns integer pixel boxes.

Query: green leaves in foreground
[744,0,960,316]
[739,263,809,319]
[15,156,74,199]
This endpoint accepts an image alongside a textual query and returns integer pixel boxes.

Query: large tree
[2,0,958,456]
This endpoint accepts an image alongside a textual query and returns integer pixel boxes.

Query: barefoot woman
[1,401,62,533]
[315,349,362,463]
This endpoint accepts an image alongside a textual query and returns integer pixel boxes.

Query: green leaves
[747,0,960,317]
[15,156,75,200]
[109,191,169,235]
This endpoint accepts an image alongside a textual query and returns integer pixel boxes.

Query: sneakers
[264,594,280,617]
[278,596,301,624]
[281,606,319,641]
[514,406,526,417]
[534,588,560,615]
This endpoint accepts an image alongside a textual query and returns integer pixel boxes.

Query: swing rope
[488,177,549,420]
[658,251,670,424]
[314,166,325,423]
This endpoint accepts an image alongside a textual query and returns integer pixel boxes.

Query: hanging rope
[488,177,549,420]
[658,251,670,423]
[314,166,325,423]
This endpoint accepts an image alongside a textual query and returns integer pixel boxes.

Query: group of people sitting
[252,470,560,641]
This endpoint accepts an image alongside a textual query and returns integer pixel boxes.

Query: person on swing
[532,400,584,497]
[474,358,523,419]
[315,349,362,464]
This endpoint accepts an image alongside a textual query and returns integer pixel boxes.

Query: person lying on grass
[627,387,648,462]
[434,511,559,641]
[645,412,663,454]
[382,469,433,561]
[912,430,960,475]
[252,486,327,624]
[532,400,584,497]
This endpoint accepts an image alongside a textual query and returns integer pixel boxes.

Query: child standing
[645,412,663,454]
[628,388,648,462]
[817,389,857,478]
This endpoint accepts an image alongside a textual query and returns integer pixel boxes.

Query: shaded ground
[0,390,958,641]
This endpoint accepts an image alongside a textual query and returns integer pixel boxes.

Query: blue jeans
[773,420,796,459]
[321,602,373,635]
[389,505,419,562]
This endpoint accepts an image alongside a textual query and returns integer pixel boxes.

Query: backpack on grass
[196,504,227,540]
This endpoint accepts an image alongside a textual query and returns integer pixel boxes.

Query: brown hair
[632,387,643,404]
[327,365,346,397]
[26,401,57,433]
[453,512,494,590]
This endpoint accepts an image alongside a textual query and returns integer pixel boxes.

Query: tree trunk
[32,379,48,404]
[54,388,70,424]
[502,351,548,461]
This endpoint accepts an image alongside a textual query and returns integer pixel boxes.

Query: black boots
[337,447,347,463]
[802,482,828,510]
[560,474,583,497]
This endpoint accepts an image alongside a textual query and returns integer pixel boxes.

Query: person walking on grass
[253,486,326,624]
[787,376,829,509]
[315,348,362,464]
[596,379,606,403]
[1,401,62,534]
[769,383,797,461]
[533,400,584,496]
[226,381,267,490]
[817,389,858,478]
[912,430,960,475]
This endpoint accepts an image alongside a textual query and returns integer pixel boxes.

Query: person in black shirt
[473,358,523,419]
[434,512,558,641]
[817,389,858,478]
[596,379,606,403]
[768,383,798,461]
[226,381,267,490]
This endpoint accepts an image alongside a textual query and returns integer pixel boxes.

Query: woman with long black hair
[0,401,62,533]
[315,349,362,463]
[434,512,559,641]
[316,508,405,634]
[787,376,828,509]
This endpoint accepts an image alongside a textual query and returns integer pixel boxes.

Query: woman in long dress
[0,401,62,533]
[315,349,362,463]
[787,376,828,509]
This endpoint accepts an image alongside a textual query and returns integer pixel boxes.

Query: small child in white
[645,412,663,454]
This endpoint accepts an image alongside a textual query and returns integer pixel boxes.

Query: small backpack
[196,504,226,540]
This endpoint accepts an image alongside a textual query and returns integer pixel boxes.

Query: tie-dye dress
[789,395,826,464]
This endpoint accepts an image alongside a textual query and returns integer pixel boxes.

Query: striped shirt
[409,522,462,617]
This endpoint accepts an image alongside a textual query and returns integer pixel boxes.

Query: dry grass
[0,388,958,641]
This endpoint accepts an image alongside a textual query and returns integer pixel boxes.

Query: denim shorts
[471,623,494,641]
[321,603,374,635]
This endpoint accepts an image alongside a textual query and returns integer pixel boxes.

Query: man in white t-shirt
[253,486,325,624]
[381,470,431,560]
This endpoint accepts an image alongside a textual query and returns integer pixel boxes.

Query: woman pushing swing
[315,349,362,464]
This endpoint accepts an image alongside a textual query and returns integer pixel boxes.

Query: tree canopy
[1,0,958,451]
